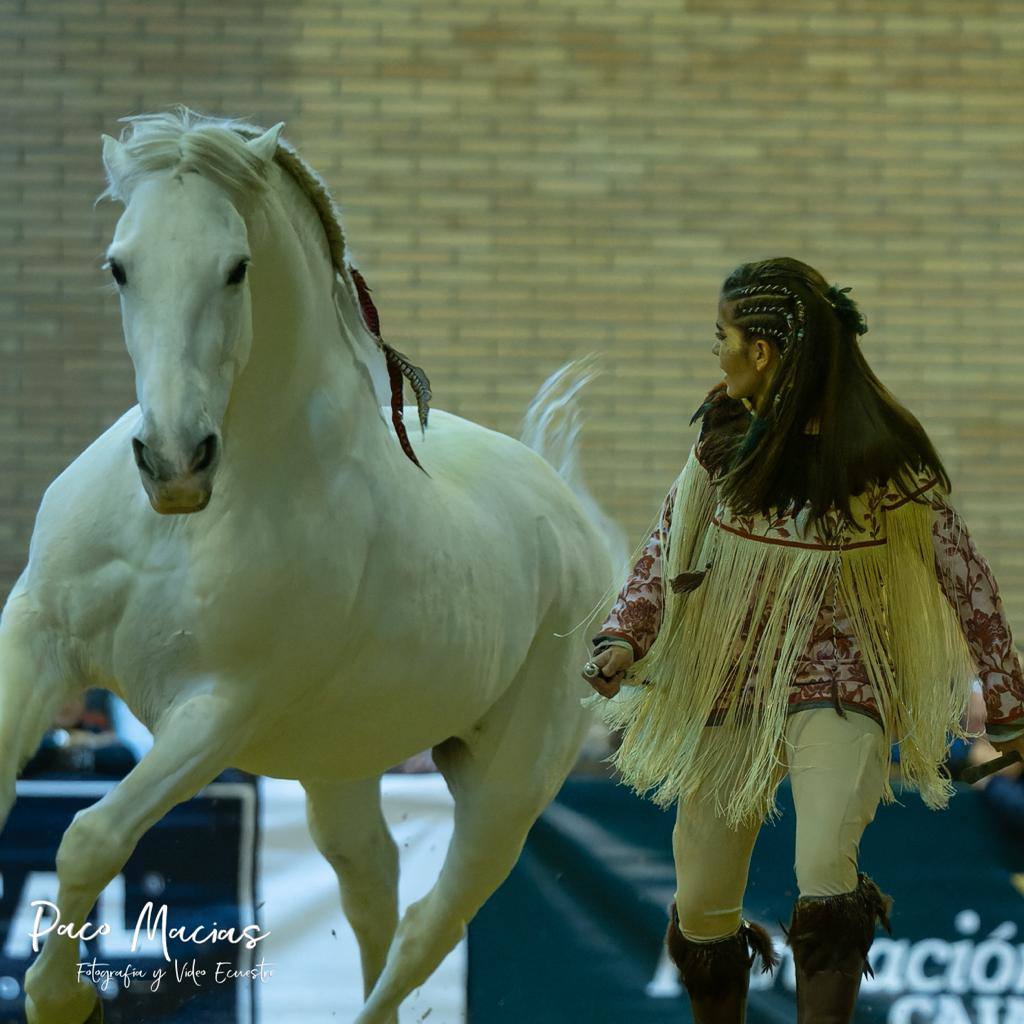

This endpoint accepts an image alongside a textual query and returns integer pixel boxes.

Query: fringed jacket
[586,394,1024,827]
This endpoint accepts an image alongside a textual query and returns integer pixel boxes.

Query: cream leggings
[672,706,888,942]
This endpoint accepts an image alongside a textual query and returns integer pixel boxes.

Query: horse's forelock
[99,107,269,205]
[100,107,348,274]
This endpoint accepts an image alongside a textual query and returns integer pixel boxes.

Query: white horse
[0,109,624,1024]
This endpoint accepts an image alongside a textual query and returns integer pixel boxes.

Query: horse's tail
[518,354,630,576]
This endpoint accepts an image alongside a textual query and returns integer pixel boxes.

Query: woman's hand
[581,646,634,699]
[968,734,1024,787]
[988,733,1024,768]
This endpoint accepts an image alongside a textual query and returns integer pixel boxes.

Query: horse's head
[100,114,283,514]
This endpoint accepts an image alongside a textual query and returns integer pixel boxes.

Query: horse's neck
[220,178,405,491]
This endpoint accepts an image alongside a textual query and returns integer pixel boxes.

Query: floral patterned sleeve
[591,479,679,661]
[928,490,1024,731]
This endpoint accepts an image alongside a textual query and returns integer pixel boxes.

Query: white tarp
[256,775,466,1023]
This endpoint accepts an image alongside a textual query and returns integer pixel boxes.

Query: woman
[581,258,1024,1023]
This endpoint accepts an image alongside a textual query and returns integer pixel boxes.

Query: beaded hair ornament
[722,279,868,459]
[729,280,868,409]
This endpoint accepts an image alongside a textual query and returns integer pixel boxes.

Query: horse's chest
[108,533,363,687]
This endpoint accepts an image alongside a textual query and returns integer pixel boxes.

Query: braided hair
[694,257,950,537]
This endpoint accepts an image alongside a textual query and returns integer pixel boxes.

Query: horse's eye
[227,260,249,286]
[107,259,127,286]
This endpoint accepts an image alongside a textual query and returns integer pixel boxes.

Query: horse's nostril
[191,434,219,473]
[132,438,156,478]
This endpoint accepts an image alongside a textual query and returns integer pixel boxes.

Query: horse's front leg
[24,690,251,1024]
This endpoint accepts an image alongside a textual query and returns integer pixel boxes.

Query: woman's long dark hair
[691,257,950,537]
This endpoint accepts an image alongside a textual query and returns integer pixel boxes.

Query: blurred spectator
[20,689,138,778]
[946,682,988,781]
[965,733,1024,838]
[572,720,620,777]
[889,681,988,782]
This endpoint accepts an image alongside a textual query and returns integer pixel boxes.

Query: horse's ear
[245,122,285,166]
[101,134,130,193]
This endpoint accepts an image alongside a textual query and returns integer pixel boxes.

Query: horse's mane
[99,106,348,275]
[99,106,431,473]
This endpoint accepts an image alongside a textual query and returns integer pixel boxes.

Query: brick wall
[3,0,1024,630]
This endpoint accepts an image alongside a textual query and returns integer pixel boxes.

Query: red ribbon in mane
[349,267,426,474]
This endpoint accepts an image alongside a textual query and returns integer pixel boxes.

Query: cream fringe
[584,453,976,830]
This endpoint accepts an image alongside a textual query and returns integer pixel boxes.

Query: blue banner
[0,776,260,1024]
[468,776,1024,1023]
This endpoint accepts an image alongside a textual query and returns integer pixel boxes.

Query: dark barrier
[0,775,260,1024]
[468,776,1024,1023]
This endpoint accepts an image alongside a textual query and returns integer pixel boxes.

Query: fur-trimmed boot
[784,872,894,1024]
[665,902,779,1023]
